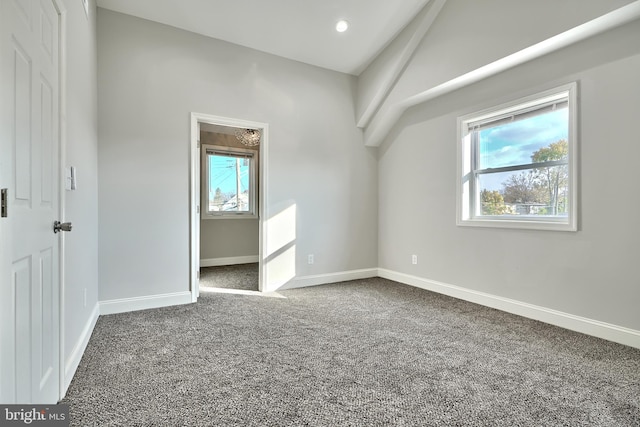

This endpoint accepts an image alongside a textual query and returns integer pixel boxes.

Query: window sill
[201,214,259,220]
[457,216,576,232]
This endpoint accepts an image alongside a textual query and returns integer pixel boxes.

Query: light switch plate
[70,166,77,190]
[65,166,77,191]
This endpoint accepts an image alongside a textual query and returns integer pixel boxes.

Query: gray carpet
[199,263,259,291]
[62,277,640,426]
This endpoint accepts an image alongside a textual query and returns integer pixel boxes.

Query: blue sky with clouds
[478,108,568,191]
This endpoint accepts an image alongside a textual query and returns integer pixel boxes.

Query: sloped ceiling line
[363,0,640,147]
[356,0,447,129]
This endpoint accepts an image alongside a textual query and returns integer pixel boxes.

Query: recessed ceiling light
[336,20,349,33]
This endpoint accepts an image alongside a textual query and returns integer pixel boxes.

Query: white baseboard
[282,268,379,291]
[63,302,99,394]
[200,256,259,267]
[378,269,640,350]
[99,291,193,315]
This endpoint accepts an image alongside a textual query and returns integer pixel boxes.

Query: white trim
[364,1,640,147]
[378,269,640,350]
[52,0,67,403]
[281,268,379,291]
[189,115,200,303]
[201,144,258,219]
[99,291,193,316]
[200,256,259,267]
[62,302,98,396]
[190,113,269,300]
[258,126,269,293]
[456,82,578,232]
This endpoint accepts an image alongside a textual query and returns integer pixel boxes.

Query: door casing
[189,113,269,299]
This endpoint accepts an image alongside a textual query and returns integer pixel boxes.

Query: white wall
[61,0,99,389]
[97,9,378,301]
[200,219,258,261]
[378,19,640,332]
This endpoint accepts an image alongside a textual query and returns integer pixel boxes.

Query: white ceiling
[95,0,431,75]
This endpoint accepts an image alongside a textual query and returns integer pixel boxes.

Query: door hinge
[196,205,200,214]
[196,270,200,279]
[1,188,7,218]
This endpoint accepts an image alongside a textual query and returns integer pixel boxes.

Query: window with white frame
[202,145,257,218]
[457,83,577,231]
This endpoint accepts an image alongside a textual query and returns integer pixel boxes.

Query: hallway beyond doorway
[200,263,259,292]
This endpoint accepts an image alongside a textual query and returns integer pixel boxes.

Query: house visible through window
[202,146,256,218]
[457,83,577,231]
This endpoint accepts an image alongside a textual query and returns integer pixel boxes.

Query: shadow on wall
[263,202,297,292]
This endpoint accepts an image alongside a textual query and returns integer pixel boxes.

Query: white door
[0,0,61,404]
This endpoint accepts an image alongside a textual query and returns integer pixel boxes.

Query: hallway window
[203,146,256,218]
[457,83,577,231]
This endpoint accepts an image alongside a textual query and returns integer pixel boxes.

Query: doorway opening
[189,114,268,301]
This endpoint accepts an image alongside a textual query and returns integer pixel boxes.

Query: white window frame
[457,83,578,231]
[201,144,257,219]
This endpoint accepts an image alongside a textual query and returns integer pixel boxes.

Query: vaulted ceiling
[96,1,640,146]
[96,0,431,75]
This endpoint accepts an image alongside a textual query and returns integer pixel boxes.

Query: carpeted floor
[199,263,259,291]
[62,276,640,426]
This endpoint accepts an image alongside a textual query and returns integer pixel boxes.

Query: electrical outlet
[412,255,418,265]
[308,254,314,265]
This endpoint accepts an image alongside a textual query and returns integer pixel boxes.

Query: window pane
[478,165,569,217]
[477,107,568,170]
[208,154,251,213]
[459,83,576,230]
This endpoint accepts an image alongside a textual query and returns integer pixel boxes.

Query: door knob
[53,221,72,233]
